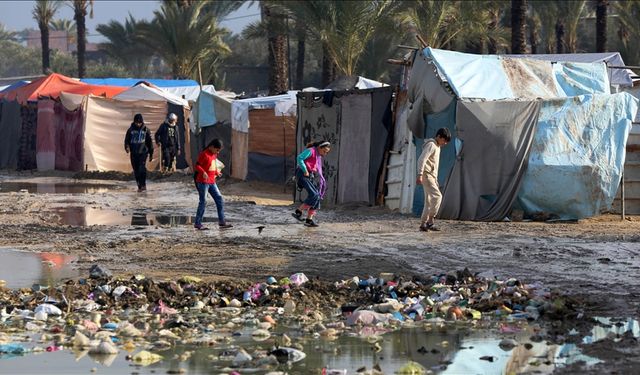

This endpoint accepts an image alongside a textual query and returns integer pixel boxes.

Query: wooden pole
[415,34,428,49]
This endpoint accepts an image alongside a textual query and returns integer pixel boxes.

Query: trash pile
[0,265,577,372]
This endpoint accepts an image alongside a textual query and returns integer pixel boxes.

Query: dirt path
[1,172,639,321]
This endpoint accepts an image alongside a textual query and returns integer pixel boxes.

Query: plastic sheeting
[246,153,294,183]
[0,100,22,169]
[163,85,215,102]
[18,104,38,170]
[337,94,371,203]
[80,78,199,87]
[83,97,167,172]
[369,89,394,204]
[424,48,610,100]
[36,100,56,170]
[439,100,541,221]
[504,52,634,87]
[115,83,189,107]
[518,93,639,220]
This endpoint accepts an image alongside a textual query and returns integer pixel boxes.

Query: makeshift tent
[0,73,126,104]
[18,103,38,170]
[191,90,234,177]
[81,78,199,87]
[0,80,30,93]
[114,83,192,169]
[296,86,394,206]
[83,96,168,172]
[504,52,636,87]
[0,100,23,169]
[163,85,215,102]
[391,47,639,220]
[36,98,85,171]
[230,92,298,183]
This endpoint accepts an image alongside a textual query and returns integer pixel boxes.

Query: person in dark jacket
[124,113,153,192]
[155,113,181,172]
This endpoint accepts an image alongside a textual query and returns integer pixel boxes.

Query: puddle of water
[0,323,599,374]
[583,317,640,344]
[48,207,217,226]
[0,181,121,194]
[0,248,78,289]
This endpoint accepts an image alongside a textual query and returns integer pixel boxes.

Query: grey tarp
[246,153,295,183]
[296,95,341,206]
[0,100,23,169]
[439,100,541,221]
[337,93,371,203]
[369,89,394,203]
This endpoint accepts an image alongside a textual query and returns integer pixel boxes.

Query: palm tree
[139,1,230,79]
[73,0,93,78]
[397,0,456,49]
[511,0,527,53]
[453,0,509,54]
[595,0,608,52]
[557,0,586,53]
[530,0,559,54]
[614,0,640,65]
[262,2,289,94]
[96,15,152,77]
[50,18,76,48]
[32,0,61,74]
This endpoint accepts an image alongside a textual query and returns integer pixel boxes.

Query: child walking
[194,139,232,230]
[417,128,451,232]
[292,141,331,227]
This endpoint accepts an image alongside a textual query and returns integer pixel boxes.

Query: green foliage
[0,23,17,43]
[615,0,640,66]
[32,0,61,27]
[138,1,230,79]
[96,15,152,77]
[50,18,76,32]
[0,41,41,77]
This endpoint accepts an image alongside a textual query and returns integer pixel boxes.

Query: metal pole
[621,171,626,220]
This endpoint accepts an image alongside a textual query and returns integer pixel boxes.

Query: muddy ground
[1,171,639,373]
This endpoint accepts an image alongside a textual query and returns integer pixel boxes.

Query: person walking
[292,141,331,227]
[417,127,451,231]
[124,113,153,192]
[155,113,181,172]
[193,139,232,230]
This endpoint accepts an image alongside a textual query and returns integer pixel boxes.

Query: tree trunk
[487,9,499,54]
[74,3,87,78]
[295,24,305,89]
[263,4,289,95]
[39,23,50,74]
[596,0,608,52]
[321,43,335,88]
[529,20,539,54]
[555,19,565,54]
[511,0,527,54]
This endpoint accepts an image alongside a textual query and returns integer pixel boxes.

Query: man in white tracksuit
[417,127,451,232]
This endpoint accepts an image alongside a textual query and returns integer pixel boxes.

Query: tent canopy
[0,74,126,104]
[114,83,190,108]
[0,80,30,93]
[80,78,199,87]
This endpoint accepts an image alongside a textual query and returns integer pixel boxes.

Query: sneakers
[219,223,233,229]
[291,209,304,221]
[304,218,319,227]
[419,224,429,232]
[194,224,208,230]
[419,223,441,232]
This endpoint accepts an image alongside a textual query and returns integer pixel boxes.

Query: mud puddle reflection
[0,182,122,194]
[0,324,600,374]
[0,248,78,289]
[48,207,217,226]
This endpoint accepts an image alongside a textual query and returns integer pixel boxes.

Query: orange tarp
[0,73,127,104]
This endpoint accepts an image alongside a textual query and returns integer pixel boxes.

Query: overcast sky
[0,0,260,42]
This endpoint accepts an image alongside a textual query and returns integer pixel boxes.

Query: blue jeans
[296,168,321,209]
[195,182,225,225]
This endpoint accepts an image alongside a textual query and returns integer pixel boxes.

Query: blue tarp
[196,90,217,127]
[424,48,610,100]
[0,80,30,93]
[518,93,639,220]
[80,78,199,87]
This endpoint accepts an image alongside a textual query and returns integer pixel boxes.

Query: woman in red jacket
[194,139,232,230]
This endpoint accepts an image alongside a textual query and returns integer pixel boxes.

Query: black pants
[130,153,147,189]
[161,147,177,171]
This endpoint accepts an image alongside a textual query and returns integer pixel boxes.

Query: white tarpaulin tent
[115,83,189,108]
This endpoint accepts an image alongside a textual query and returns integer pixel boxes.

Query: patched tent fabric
[83,96,167,172]
[0,100,23,169]
[425,48,610,100]
[517,93,638,220]
[18,104,38,170]
[114,83,189,108]
[81,78,199,87]
[1,73,126,105]
[247,108,296,183]
[296,87,394,206]
[36,100,56,170]
[439,100,541,220]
